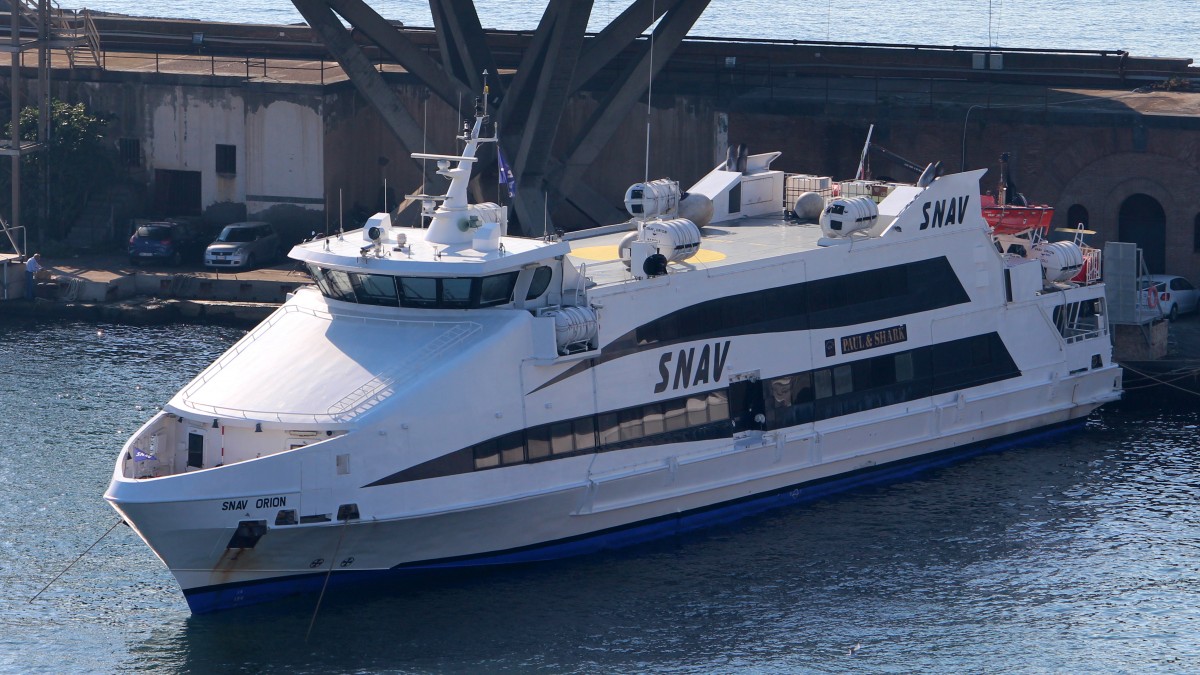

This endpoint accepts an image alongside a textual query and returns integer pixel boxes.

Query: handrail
[82,8,101,68]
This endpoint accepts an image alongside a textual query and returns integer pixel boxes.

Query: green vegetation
[0,100,115,247]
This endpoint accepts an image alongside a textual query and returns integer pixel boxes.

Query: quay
[0,251,308,326]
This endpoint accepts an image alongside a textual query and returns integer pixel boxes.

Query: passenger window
[473,439,500,470]
[686,395,709,426]
[833,365,853,395]
[526,266,554,300]
[573,417,596,451]
[663,398,688,432]
[707,390,730,420]
[791,372,813,403]
[597,412,620,446]
[814,369,833,399]
[526,427,551,460]
[550,421,575,455]
[895,352,914,382]
[618,408,644,441]
[498,431,525,465]
[642,403,665,436]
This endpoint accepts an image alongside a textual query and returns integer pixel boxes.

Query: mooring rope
[29,519,123,604]
[1121,362,1200,397]
[306,516,350,642]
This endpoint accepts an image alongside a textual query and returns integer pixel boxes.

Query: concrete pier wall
[5,24,1200,277]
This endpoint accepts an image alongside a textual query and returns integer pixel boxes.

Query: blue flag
[497,147,516,198]
[133,447,157,462]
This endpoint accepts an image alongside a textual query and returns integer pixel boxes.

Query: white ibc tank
[1033,241,1084,282]
[625,179,680,218]
[794,191,825,220]
[547,306,599,352]
[820,196,878,237]
[641,218,702,263]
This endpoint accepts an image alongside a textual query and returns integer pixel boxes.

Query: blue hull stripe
[183,419,1084,613]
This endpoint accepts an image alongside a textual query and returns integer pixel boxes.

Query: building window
[119,138,141,167]
[215,144,236,175]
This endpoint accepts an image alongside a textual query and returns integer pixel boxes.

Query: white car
[1143,274,1199,321]
[203,222,281,271]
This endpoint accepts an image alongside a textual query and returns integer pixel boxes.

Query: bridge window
[526,266,554,300]
[399,277,438,306]
[480,271,519,306]
[441,278,473,307]
[307,265,358,303]
[349,273,399,306]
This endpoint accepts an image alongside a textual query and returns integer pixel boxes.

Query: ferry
[105,102,1122,613]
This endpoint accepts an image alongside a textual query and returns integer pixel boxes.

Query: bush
[0,100,115,245]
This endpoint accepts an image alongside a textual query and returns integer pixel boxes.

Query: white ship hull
[105,111,1121,612]
[108,363,1116,613]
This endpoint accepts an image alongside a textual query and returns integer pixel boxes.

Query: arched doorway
[1066,204,1089,229]
[1118,194,1166,273]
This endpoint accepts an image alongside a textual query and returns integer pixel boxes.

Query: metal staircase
[2,1,102,70]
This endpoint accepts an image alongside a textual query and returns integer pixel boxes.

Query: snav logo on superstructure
[920,195,970,230]
[655,340,731,393]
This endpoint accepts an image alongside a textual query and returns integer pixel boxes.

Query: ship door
[728,372,765,433]
[187,432,205,469]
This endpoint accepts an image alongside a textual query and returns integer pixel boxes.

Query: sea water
[2,317,1199,672]
[79,0,1200,61]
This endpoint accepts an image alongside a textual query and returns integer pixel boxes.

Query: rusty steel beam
[555,0,711,214]
[292,0,418,148]
[326,0,472,108]
[293,0,709,232]
[572,0,679,91]
[499,0,593,232]
[429,0,502,99]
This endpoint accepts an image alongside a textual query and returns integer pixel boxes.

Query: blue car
[128,221,205,266]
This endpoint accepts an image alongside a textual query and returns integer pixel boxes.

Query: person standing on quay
[24,253,41,300]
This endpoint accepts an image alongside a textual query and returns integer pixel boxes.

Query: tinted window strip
[621,257,968,355]
[367,332,1019,488]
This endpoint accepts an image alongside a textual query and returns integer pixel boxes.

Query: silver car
[204,222,281,270]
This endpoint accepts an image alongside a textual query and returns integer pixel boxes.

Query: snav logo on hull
[655,340,731,393]
[920,195,970,230]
